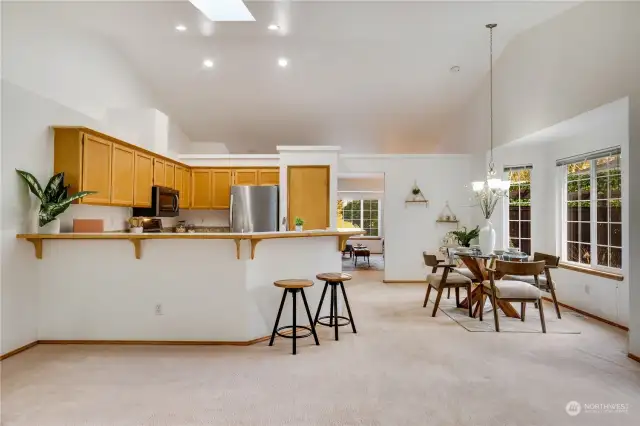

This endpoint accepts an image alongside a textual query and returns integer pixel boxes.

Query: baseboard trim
[541,296,628,331]
[38,337,275,347]
[628,353,640,364]
[0,341,38,361]
[383,280,426,284]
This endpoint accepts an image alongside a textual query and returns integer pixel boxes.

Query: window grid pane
[564,154,621,269]
[337,198,381,237]
[508,169,532,254]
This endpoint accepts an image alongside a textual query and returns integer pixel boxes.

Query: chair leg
[329,285,335,326]
[447,288,451,299]
[548,284,562,319]
[333,284,339,341]
[491,293,500,332]
[432,288,444,317]
[467,284,473,318]
[313,282,329,326]
[521,302,526,322]
[292,290,297,355]
[339,282,357,333]
[455,287,460,307]
[423,285,432,308]
[538,298,547,333]
[269,289,288,346]
[300,289,319,345]
[479,289,484,321]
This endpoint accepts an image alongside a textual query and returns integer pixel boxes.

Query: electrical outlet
[155,304,163,315]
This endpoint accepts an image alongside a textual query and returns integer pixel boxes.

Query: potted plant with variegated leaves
[16,170,96,234]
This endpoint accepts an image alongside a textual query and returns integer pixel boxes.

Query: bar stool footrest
[276,325,313,339]
[317,315,351,327]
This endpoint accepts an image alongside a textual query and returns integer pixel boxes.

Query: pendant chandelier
[472,23,510,219]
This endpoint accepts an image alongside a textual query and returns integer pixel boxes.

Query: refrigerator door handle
[229,193,234,229]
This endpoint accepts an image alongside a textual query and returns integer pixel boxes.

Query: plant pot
[479,219,496,255]
[39,218,60,234]
[295,225,303,232]
[130,227,143,234]
[27,199,41,233]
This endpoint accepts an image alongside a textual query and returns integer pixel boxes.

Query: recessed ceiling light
[203,59,214,68]
[450,65,461,73]
[175,24,187,32]
[278,57,289,68]
[268,24,280,31]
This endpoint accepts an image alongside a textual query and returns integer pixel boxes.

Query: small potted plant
[411,186,421,201]
[294,217,304,232]
[16,170,96,234]
[449,226,480,248]
[128,217,145,233]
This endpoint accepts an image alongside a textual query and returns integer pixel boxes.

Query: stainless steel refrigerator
[230,185,279,233]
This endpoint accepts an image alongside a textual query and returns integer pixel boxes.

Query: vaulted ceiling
[14,1,577,153]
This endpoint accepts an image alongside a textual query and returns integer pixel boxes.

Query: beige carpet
[2,272,639,426]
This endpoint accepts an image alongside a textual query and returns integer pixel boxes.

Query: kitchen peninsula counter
[17,230,361,344]
[17,230,361,260]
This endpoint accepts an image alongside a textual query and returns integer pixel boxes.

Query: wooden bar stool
[269,279,319,355]
[313,273,356,341]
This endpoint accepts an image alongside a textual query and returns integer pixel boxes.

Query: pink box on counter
[73,219,104,233]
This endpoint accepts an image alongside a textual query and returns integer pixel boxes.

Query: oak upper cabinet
[165,162,175,189]
[133,151,153,207]
[81,134,113,205]
[287,166,330,230]
[212,169,232,209]
[258,169,280,186]
[179,167,191,209]
[175,165,184,198]
[153,158,165,186]
[191,169,212,209]
[233,169,258,186]
[110,144,135,206]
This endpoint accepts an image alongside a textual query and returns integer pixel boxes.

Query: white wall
[181,142,230,155]
[178,154,279,168]
[339,155,471,281]
[629,95,640,356]
[489,99,629,327]
[0,4,168,355]
[338,177,385,192]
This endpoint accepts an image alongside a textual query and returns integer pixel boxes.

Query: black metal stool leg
[333,284,339,341]
[329,284,335,326]
[301,288,319,345]
[269,289,288,346]
[313,282,329,326]
[292,289,297,355]
[339,282,357,333]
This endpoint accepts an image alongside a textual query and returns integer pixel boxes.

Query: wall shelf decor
[436,201,458,223]
[405,181,428,208]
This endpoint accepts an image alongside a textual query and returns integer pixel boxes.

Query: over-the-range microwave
[132,186,179,217]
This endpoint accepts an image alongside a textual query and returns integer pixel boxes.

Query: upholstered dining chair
[422,253,473,318]
[480,260,547,333]
[503,252,561,319]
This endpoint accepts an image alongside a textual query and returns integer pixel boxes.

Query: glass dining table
[450,250,530,319]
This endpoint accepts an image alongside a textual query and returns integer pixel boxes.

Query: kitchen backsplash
[177,210,229,227]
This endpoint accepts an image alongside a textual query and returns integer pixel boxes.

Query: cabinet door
[81,134,112,204]
[287,166,330,230]
[175,165,183,200]
[191,169,212,209]
[212,169,232,209]
[110,144,135,206]
[134,151,153,207]
[165,162,175,189]
[153,158,165,186]
[180,167,191,209]
[258,169,280,186]
[233,169,258,185]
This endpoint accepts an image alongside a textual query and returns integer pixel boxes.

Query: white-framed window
[505,165,532,255]
[337,199,381,236]
[559,148,622,270]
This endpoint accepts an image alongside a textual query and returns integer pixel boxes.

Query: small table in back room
[353,247,370,267]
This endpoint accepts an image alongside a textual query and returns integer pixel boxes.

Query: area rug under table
[433,297,581,334]
[342,254,385,271]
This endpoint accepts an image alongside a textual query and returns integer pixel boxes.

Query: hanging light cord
[487,23,496,177]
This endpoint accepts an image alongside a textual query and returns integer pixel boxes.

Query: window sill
[558,262,624,281]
